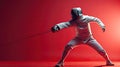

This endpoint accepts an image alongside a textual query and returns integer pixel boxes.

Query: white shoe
[55,62,64,67]
[106,61,114,66]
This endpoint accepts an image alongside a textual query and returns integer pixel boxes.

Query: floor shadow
[95,65,114,67]
[94,65,105,67]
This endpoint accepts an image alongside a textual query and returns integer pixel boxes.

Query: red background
[0,0,120,62]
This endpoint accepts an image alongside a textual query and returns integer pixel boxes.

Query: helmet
[71,7,83,19]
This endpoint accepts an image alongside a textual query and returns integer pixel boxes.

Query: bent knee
[65,45,73,49]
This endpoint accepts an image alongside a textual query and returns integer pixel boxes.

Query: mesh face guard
[71,7,83,19]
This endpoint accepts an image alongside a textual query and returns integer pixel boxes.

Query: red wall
[0,0,120,61]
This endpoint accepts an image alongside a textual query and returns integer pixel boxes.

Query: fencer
[51,7,114,67]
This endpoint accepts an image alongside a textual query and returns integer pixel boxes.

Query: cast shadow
[94,65,106,67]
[95,65,114,67]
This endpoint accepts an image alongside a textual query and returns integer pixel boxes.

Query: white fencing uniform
[54,7,114,67]
[56,15,105,51]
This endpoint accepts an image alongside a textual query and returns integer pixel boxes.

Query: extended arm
[51,20,74,32]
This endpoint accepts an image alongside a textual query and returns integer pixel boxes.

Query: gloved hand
[102,26,105,32]
[51,25,60,32]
